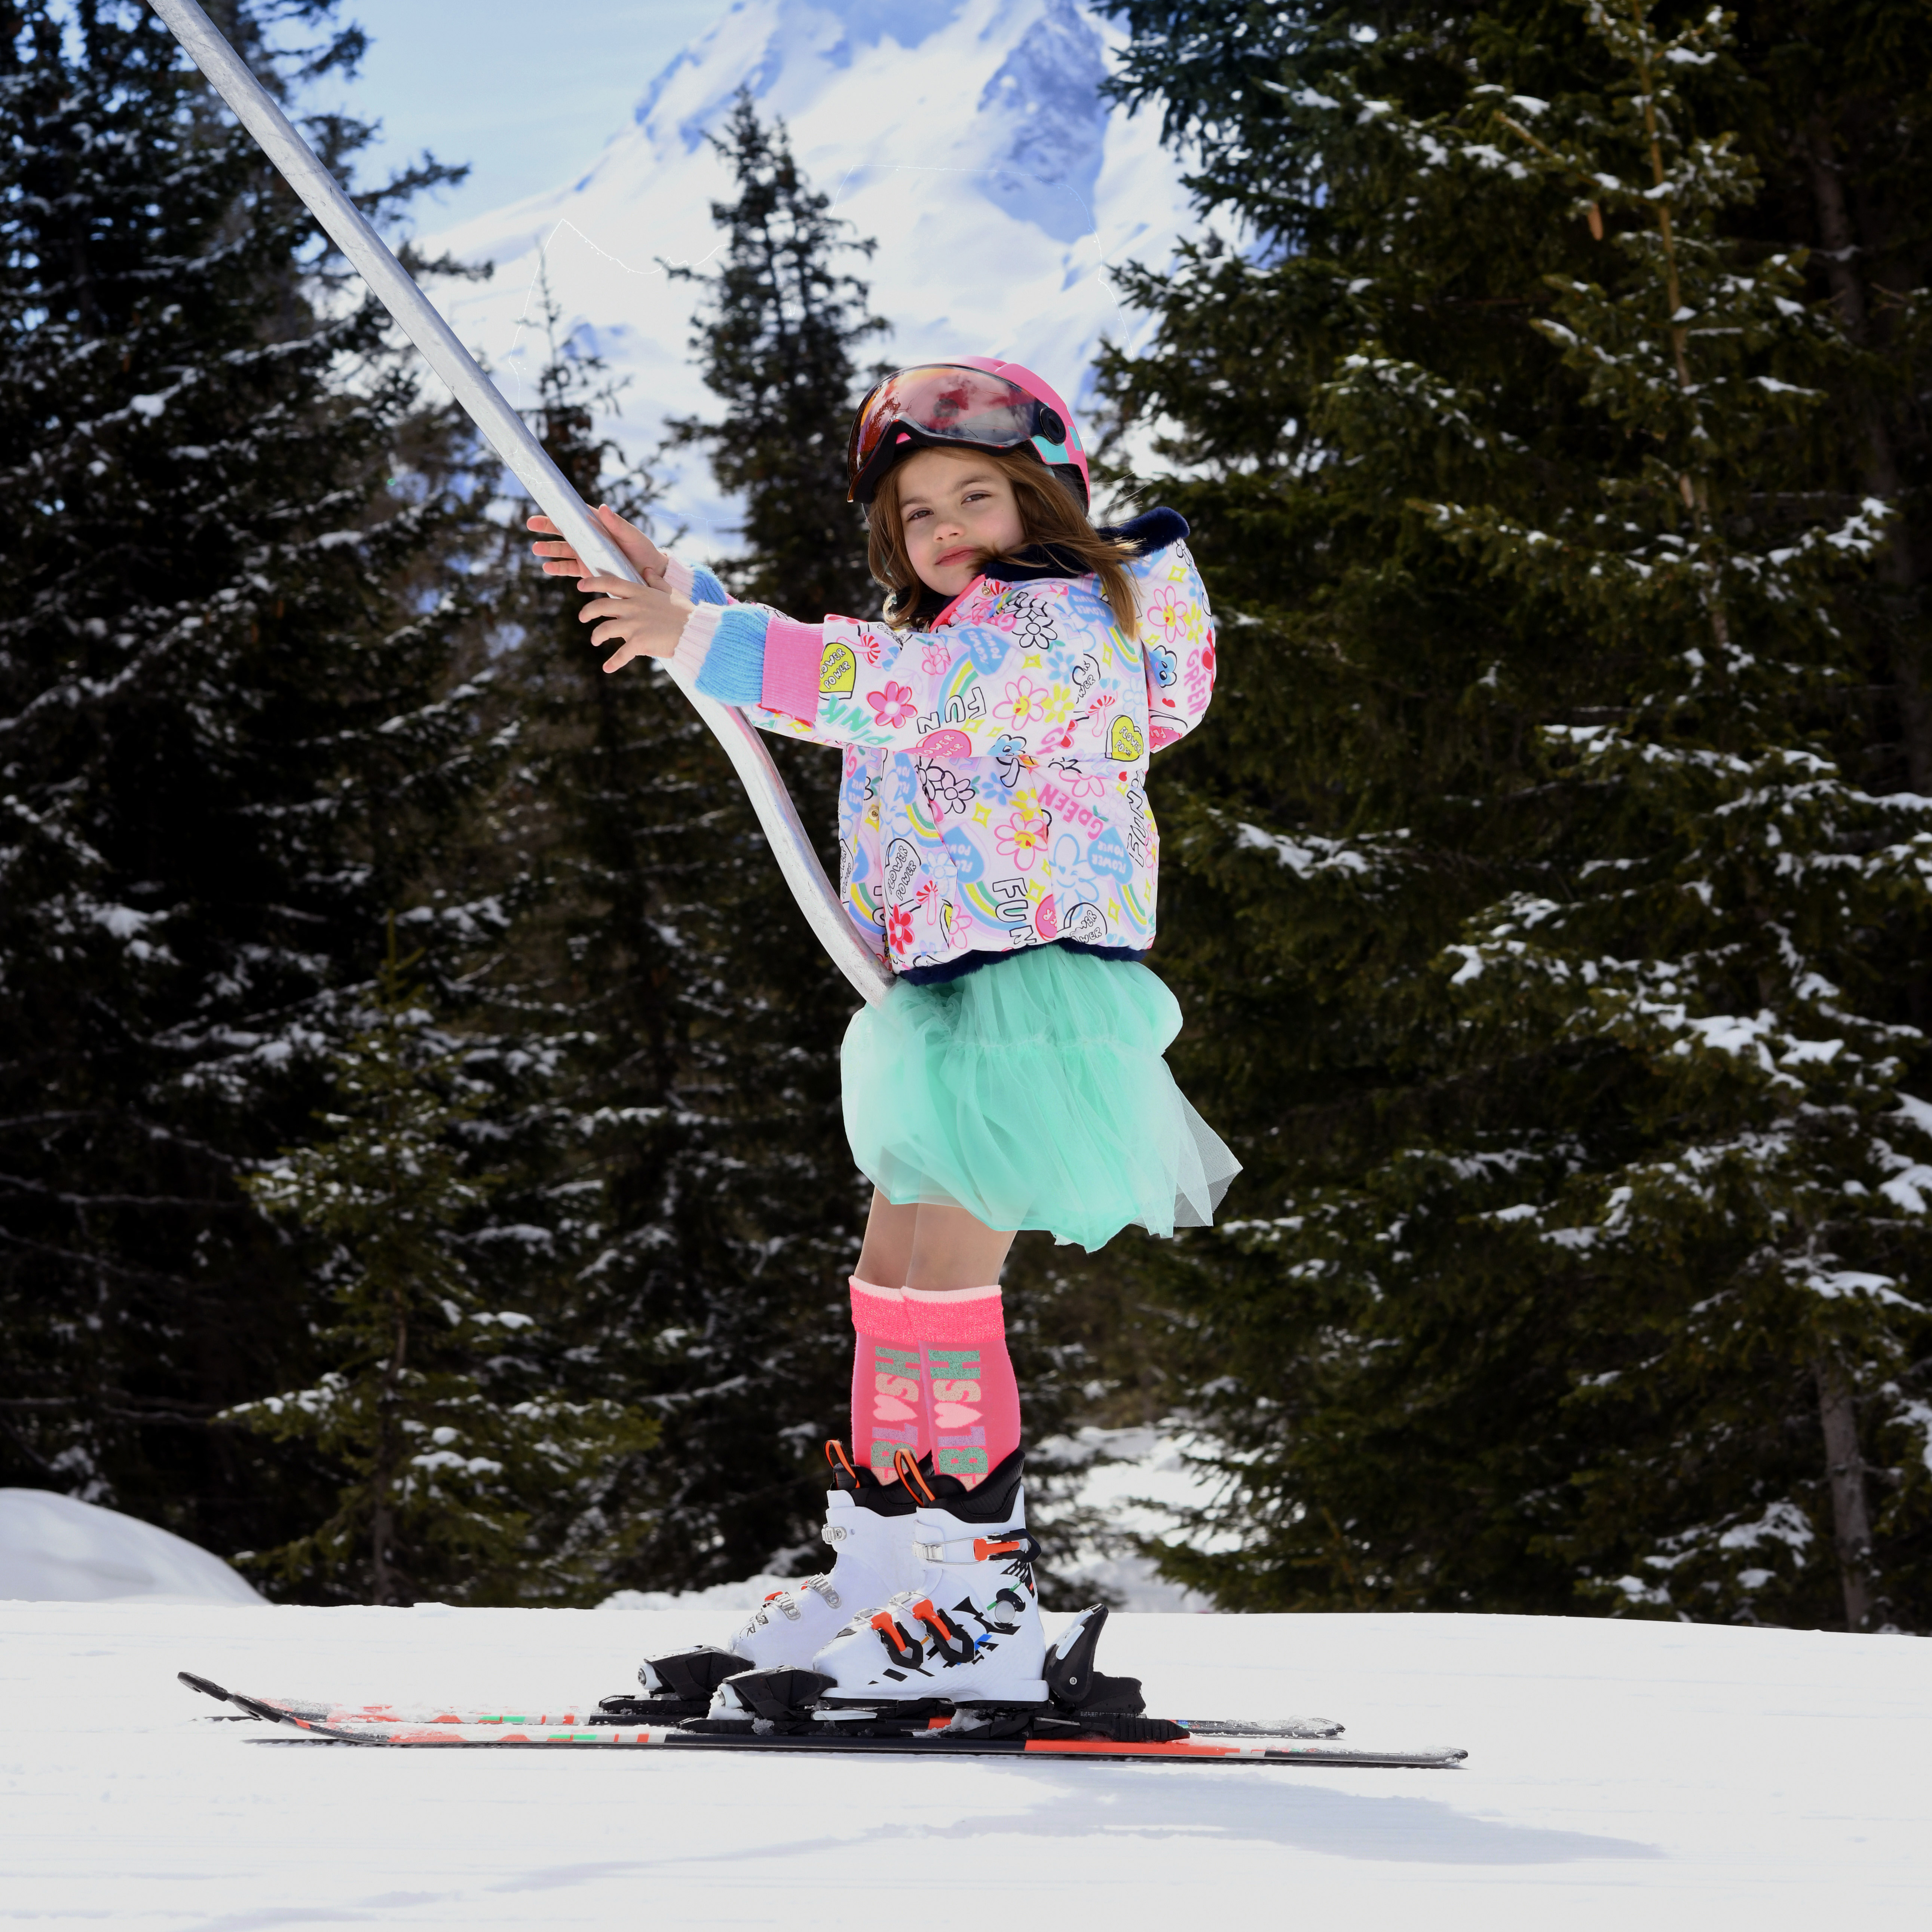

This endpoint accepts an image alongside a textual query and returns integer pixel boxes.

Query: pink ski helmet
[847,357,1091,510]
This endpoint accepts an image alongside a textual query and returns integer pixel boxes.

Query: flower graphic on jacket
[920,641,954,677]
[866,680,917,729]
[917,759,977,818]
[1143,583,1192,647]
[1049,757,1110,802]
[1012,597,1061,649]
[993,675,1048,729]
[995,801,1051,872]
[886,903,915,953]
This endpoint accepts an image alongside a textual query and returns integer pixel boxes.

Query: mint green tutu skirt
[841,945,1240,1252]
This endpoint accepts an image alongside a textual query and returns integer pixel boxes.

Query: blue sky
[313,1,729,229]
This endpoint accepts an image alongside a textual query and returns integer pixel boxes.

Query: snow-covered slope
[0,1489,264,1605]
[420,0,1195,545]
[4,1599,1925,1926]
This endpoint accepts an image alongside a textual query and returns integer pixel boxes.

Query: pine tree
[1097,0,1932,1626]
[227,923,652,1605]
[665,88,887,620]
[0,0,499,1565]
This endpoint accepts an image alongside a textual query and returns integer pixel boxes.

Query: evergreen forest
[3,0,1928,1634]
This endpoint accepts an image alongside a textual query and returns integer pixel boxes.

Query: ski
[178,1605,1467,1769]
[178,1673,1466,1769]
[175,1683,1344,1739]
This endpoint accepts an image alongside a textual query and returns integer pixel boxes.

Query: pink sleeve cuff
[669,600,722,682]
[660,552,695,597]
[761,615,826,722]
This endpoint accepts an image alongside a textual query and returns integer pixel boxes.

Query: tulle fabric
[842,944,1240,1252]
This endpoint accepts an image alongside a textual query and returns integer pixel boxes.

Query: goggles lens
[848,365,1051,490]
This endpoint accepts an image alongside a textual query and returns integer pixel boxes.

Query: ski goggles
[846,365,1071,502]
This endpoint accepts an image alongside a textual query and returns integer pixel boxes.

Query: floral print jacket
[665,508,1216,976]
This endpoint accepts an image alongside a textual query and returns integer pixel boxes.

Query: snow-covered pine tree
[0,1,500,1561]
[1371,0,1932,1631]
[1100,0,1932,1626]
[227,923,652,1605]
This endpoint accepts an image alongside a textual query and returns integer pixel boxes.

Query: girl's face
[892,447,1027,600]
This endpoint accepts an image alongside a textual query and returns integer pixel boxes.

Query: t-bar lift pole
[147,0,892,1007]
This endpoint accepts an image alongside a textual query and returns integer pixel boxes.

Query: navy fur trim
[897,938,1152,988]
[980,506,1190,585]
[977,551,1079,586]
[1106,505,1191,554]
[900,506,1192,616]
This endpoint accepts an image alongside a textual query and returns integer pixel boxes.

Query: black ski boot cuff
[834,1458,922,1518]
[919,1445,1025,1523]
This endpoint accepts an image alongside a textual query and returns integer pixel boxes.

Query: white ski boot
[807,1446,1048,1712]
[632,1444,925,1718]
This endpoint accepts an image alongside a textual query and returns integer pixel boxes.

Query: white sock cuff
[669,598,722,682]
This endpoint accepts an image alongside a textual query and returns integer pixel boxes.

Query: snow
[2,1601,1926,1926]
[417,0,1197,543]
[599,1572,806,1614]
[0,1489,265,1606]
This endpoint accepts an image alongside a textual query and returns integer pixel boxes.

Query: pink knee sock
[903,1285,1021,1489]
[849,1276,928,1480]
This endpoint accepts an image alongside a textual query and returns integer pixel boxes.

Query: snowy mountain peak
[977,0,1110,244]
[618,0,1111,243]
[426,0,1193,543]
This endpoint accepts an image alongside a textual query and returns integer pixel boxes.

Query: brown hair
[867,448,1139,640]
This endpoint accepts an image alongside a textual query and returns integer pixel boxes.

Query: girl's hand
[528,502,668,585]
[576,573,693,674]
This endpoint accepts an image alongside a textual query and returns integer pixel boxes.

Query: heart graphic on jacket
[1108,714,1146,760]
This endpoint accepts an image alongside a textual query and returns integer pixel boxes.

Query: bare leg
[905,1203,1016,1291]
[855,1189,920,1288]
[855,1191,1016,1290]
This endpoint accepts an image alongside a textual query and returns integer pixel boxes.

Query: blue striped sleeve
[688,565,731,606]
[692,605,771,705]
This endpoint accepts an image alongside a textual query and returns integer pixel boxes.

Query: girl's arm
[546,507,1196,765]
[1134,543,1218,753]
[680,591,1150,759]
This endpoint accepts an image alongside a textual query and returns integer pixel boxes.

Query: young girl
[532,359,1236,1717]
